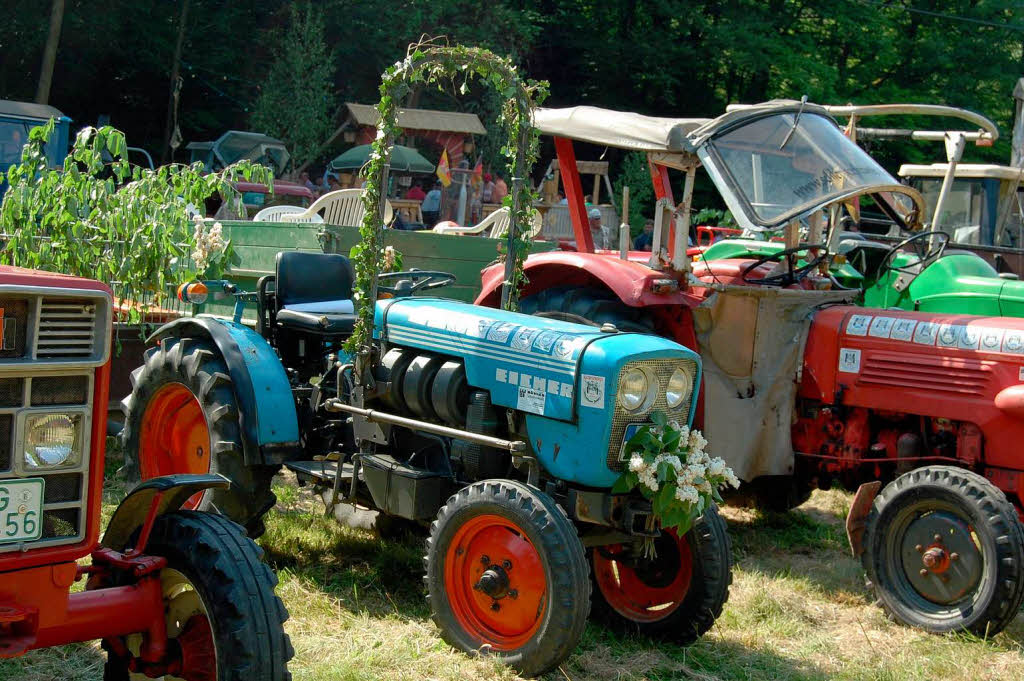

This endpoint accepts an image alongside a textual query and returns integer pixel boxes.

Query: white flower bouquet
[612,411,739,539]
[190,219,237,279]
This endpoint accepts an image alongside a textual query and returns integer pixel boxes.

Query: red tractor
[475,103,1024,635]
[0,267,291,679]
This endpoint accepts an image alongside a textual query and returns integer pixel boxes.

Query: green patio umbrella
[329,144,436,174]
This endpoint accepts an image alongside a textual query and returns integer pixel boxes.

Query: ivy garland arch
[347,44,548,363]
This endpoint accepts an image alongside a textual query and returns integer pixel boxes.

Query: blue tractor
[119,252,732,675]
[121,44,731,675]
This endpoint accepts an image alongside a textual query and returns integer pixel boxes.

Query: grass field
[4,446,1024,681]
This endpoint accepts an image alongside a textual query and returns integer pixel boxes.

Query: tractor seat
[274,251,357,336]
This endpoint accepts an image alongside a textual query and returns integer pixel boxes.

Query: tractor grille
[858,352,992,397]
[37,299,98,358]
[606,358,698,471]
[0,373,93,553]
[0,286,108,554]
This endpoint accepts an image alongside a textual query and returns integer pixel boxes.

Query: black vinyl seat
[274,251,357,336]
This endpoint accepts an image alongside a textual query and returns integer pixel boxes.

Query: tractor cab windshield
[693,106,923,237]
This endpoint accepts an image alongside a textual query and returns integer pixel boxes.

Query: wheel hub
[475,564,511,599]
[900,510,982,605]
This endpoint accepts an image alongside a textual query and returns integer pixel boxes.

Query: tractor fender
[101,474,229,550]
[475,252,695,308]
[147,317,299,465]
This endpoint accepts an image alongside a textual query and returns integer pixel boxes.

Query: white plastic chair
[279,188,393,226]
[432,207,543,238]
[253,204,322,223]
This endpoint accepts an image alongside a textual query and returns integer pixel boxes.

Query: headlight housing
[24,413,83,469]
[618,366,656,412]
[666,366,693,410]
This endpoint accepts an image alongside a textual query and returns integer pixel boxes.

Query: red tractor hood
[0,265,111,294]
[802,306,1024,472]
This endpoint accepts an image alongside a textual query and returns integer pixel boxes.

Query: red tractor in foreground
[476,102,1024,635]
[0,267,291,679]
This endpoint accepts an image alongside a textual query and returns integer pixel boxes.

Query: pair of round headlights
[617,365,692,413]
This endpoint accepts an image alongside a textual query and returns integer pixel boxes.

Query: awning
[0,99,69,121]
[345,103,486,135]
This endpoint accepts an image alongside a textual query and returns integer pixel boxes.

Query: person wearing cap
[481,173,496,204]
[588,207,611,249]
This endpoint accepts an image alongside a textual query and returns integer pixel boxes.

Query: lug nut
[508,589,518,600]
[491,602,501,611]
[934,534,942,543]
[502,559,512,570]
[480,554,490,566]
[920,569,929,577]
[950,552,959,561]
[915,544,924,553]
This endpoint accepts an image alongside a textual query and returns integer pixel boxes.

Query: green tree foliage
[2,1,1023,181]
[251,3,334,171]
[613,152,655,235]
[0,121,270,323]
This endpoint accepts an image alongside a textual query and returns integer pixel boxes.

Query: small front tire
[590,503,732,642]
[424,480,590,677]
[863,466,1024,635]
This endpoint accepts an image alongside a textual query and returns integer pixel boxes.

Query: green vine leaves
[346,43,548,357]
[0,120,272,324]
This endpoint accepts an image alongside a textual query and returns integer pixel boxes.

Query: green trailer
[196,221,556,318]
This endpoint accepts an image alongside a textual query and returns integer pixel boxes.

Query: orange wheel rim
[443,514,547,651]
[139,383,211,509]
[592,529,693,623]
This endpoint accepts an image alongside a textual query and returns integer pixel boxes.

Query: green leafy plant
[612,411,739,547]
[613,151,655,236]
[348,42,548,360]
[0,120,271,323]
[692,207,737,228]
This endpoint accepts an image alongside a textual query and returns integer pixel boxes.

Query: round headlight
[24,413,81,469]
[666,366,693,409]
[618,367,650,411]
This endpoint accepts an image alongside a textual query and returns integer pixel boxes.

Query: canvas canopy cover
[187,130,291,175]
[532,106,708,152]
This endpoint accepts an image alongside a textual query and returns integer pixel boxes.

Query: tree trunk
[162,0,191,164]
[34,0,65,105]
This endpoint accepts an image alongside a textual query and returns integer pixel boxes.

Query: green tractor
[699,230,1024,316]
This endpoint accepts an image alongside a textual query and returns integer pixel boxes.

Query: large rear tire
[101,511,292,681]
[590,503,732,642]
[520,286,655,333]
[424,480,590,677]
[863,466,1024,635]
[121,336,278,537]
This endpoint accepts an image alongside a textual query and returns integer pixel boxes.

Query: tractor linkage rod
[324,399,527,452]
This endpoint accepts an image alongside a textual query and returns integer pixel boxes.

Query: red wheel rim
[444,514,547,651]
[177,614,217,681]
[592,529,693,623]
[139,383,211,509]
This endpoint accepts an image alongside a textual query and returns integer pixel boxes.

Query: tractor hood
[375,297,700,424]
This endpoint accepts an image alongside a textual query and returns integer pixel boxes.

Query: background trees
[2,0,1021,189]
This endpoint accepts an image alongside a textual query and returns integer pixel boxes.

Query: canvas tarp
[693,285,855,481]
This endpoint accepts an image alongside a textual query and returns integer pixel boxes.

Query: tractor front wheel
[121,336,278,536]
[863,466,1024,635]
[590,503,732,642]
[424,480,590,677]
[101,511,292,681]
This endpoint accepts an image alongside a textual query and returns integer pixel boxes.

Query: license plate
[618,423,650,461]
[0,478,44,544]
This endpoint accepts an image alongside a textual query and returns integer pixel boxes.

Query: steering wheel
[877,231,949,277]
[377,270,456,297]
[741,243,829,286]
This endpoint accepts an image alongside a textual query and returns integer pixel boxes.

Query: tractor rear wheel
[424,480,590,677]
[590,503,732,642]
[863,466,1024,635]
[101,511,292,681]
[121,336,278,537]
[520,286,655,333]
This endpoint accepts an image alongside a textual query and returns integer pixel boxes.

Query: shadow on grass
[558,622,832,681]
